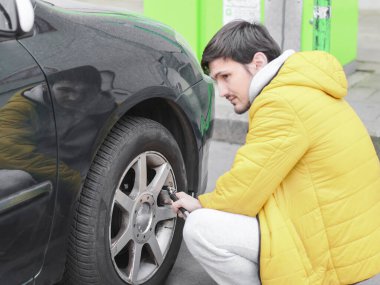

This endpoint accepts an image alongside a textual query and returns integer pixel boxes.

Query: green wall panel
[198,0,223,60]
[144,0,199,53]
[330,0,358,65]
[301,0,358,65]
[144,0,223,60]
[145,0,357,66]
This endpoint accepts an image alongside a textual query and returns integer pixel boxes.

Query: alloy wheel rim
[109,151,178,284]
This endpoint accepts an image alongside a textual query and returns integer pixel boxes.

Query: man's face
[52,80,98,110]
[209,57,256,114]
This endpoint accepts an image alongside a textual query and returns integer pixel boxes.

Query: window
[0,0,16,32]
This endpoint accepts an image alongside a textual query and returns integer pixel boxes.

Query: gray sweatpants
[183,208,261,285]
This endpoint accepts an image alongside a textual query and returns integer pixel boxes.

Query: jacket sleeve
[0,94,81,187]
[198,95,309,217]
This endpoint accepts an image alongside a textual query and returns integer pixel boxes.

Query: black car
[0,0,214,284]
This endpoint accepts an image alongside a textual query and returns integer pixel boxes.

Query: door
[0,3,57,284]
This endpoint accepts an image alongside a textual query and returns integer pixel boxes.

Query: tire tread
[64,116,184,285]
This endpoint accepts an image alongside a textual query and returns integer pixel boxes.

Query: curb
[372,136,380,158]
[213,116,380,159]
[212,118,247,145]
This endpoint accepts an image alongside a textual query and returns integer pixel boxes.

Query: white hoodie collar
[249,49,295,103]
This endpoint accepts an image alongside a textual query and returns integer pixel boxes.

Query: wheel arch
[125,97,199,195]
[66,88,202,223]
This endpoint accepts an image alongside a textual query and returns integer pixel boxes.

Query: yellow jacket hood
[266,51,348,99]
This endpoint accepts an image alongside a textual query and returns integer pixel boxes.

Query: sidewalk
[346,61,380,156]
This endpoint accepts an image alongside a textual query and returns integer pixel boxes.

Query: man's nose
[218,83,228,97]
[68,93,79,100]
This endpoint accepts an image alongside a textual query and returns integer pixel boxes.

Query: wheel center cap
[133,193,156,243]
[136,202,151,233]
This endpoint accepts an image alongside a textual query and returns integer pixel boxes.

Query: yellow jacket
[199,51,380,284]
[0,92,81,189]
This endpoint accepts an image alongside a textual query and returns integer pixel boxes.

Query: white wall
[359,0,380,10]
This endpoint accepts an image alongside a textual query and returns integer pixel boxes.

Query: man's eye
[58,87,73,93]
[222,74,229,80]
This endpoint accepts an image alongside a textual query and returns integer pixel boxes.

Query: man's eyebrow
[210,71,222,81]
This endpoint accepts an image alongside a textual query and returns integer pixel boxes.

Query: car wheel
[64,116,187,285]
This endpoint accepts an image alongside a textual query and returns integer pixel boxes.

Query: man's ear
[247,52,268,73]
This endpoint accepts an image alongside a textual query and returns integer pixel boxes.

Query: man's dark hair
[201,21,281,74]
[49,65,101,91]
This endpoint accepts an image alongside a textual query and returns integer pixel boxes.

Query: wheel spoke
[155,206,176,222]
[135,153,147,194]
[110,225,133,258]
[148,163,170,197]
[148,235,164,266]
[114,189,134,212]
[130,243,143,283]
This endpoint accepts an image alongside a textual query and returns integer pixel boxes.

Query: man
[171,20,380,285]
[0,66,116,190]
[48,66,117,174]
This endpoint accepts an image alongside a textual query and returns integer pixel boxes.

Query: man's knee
[183,208,214,249]
[183,209,204,242]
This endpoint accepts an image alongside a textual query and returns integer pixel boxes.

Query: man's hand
[171,192,202,219]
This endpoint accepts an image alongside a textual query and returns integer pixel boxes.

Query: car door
[0,2,57,284]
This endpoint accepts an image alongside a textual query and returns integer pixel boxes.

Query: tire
[64,116,187,285]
